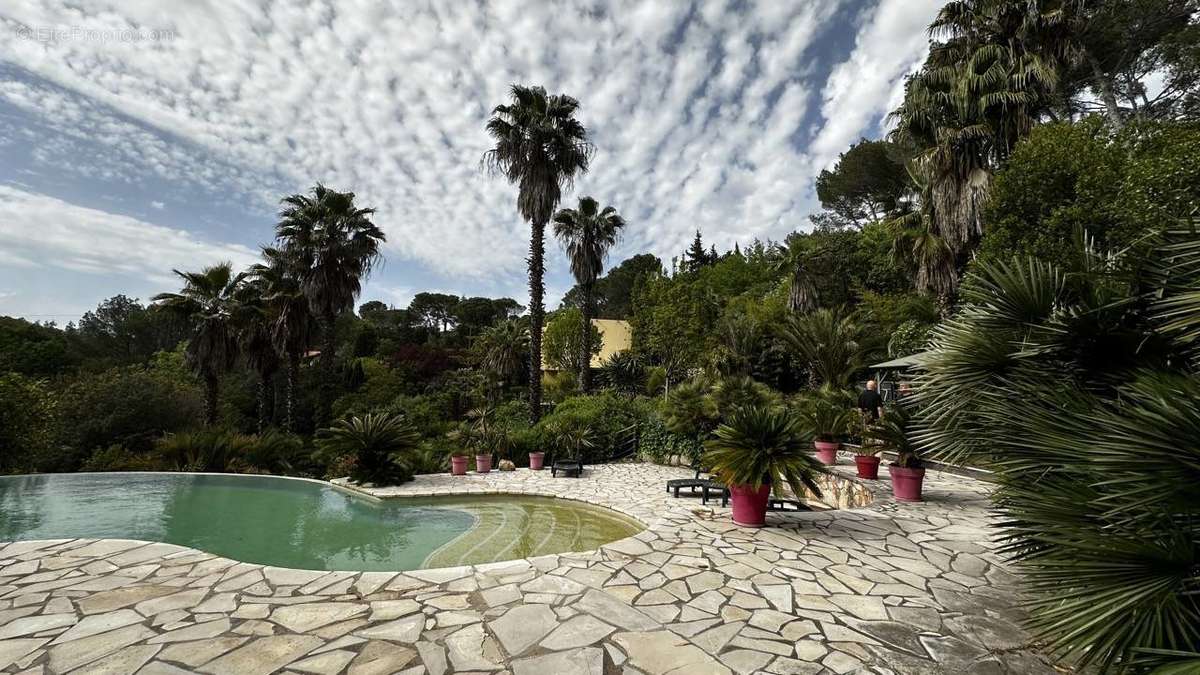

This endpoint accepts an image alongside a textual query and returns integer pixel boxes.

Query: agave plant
[316,412,420,486]
[911,226,1200,671]
[703,406,824,499]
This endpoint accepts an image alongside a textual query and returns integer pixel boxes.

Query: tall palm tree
[887,165,959,314]
[553,196,624,392]
[889,0,1057,278]
[248,247,314,433]
[484,84,594,420]
[770,239,819,314]
[276,184,385,424]
[152,263,245,426]
[237,274,282,433]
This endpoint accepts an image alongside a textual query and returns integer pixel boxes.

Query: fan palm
[553,196,625,392]
[484,84,594,421]
[888,0,1057,285]
[886,165,959,312]
[276,184,384,424]
[152,263,246,426]
[247,247,314,432]
[234,278,280,433]
[779,308,865,389]
[476,319,530,387]
[769,240,819,314]
[911,227,1200,670]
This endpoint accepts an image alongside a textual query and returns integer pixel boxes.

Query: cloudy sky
[0,0,940,323]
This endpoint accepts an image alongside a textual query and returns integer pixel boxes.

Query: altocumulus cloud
[0,0,939,320]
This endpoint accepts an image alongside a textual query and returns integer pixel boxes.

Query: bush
[331,358,407,418]
[638,415,703,466]
[533,393,650,462]
[54,366,202,470]
[153,430,255,472]
[316,412,421,486]
[0,373,55,473]
[81,444,158,472]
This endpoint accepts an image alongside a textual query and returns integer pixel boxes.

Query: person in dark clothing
[858,380,884,421]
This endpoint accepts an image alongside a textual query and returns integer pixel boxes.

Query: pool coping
[0,461,1062,674]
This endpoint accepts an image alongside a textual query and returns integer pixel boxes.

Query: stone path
[0,462,1062,674]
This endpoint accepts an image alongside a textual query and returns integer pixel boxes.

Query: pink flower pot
[814,440,839,465]
[889,465,926,501]
[729,483,772,527]
[528,452,545,471]
[854,455,880,479]
[450,456,468,476]
[475,454,492,474]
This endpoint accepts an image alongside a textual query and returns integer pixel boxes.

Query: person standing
[858,379,884,422]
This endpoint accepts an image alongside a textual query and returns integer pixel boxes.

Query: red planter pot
[813,440,839,465]
[528,452,545,471]
[729,483,772,527]
[889,465,926,501]
[450,456,468,476]
[854,455,880,479]
[475,454,492,474]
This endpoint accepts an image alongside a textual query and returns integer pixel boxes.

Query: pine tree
[685,230,709,272]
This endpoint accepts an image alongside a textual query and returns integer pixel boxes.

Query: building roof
[869,351,929,371]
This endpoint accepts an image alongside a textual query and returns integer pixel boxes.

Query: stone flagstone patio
[0,462,1062,674]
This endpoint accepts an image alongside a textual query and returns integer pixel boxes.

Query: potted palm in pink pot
[872,404,925,501]
[704,406,826,527]
[795,388,854,465]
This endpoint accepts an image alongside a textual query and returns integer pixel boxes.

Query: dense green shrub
[533,393,650,461]
[154,430,255,472]
[81,444,159,472]
[331,358,408,418]
[53,367,202,471]
[637,415,703,466]
[0,373,56,472]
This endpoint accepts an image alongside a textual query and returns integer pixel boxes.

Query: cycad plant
[316,412,421,486]
[484,84,593,422]
[779,308,865,389]
[794,387,856,444]
[911,226,1200,671]
[703,406,824,498]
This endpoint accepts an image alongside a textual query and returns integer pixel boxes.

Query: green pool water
[0,473,642,571]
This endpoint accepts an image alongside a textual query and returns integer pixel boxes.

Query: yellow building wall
[541,318,632,371]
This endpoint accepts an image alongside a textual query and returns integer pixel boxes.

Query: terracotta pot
[854,455,880,479]
[475,454,492,474]
[729,483,772,527]
[450,456,468,476]
[889,465,926,501]
[528,452,545,471]
[813,440,839,465]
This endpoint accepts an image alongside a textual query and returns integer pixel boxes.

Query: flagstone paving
[0,462,1062,674]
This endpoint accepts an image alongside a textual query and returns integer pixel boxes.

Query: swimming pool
[0,472,643,571]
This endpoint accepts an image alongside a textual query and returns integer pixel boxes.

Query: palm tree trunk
[319,312,336,427]
[285,354,299,433]
[579,282,594,393]
[528,219,545,423]
[257,372,270,434]
[1088,52,1124,130]
[203,372,219,427]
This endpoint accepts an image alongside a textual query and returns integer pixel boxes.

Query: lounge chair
[551,454,583,478]
[667,465,723,498]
